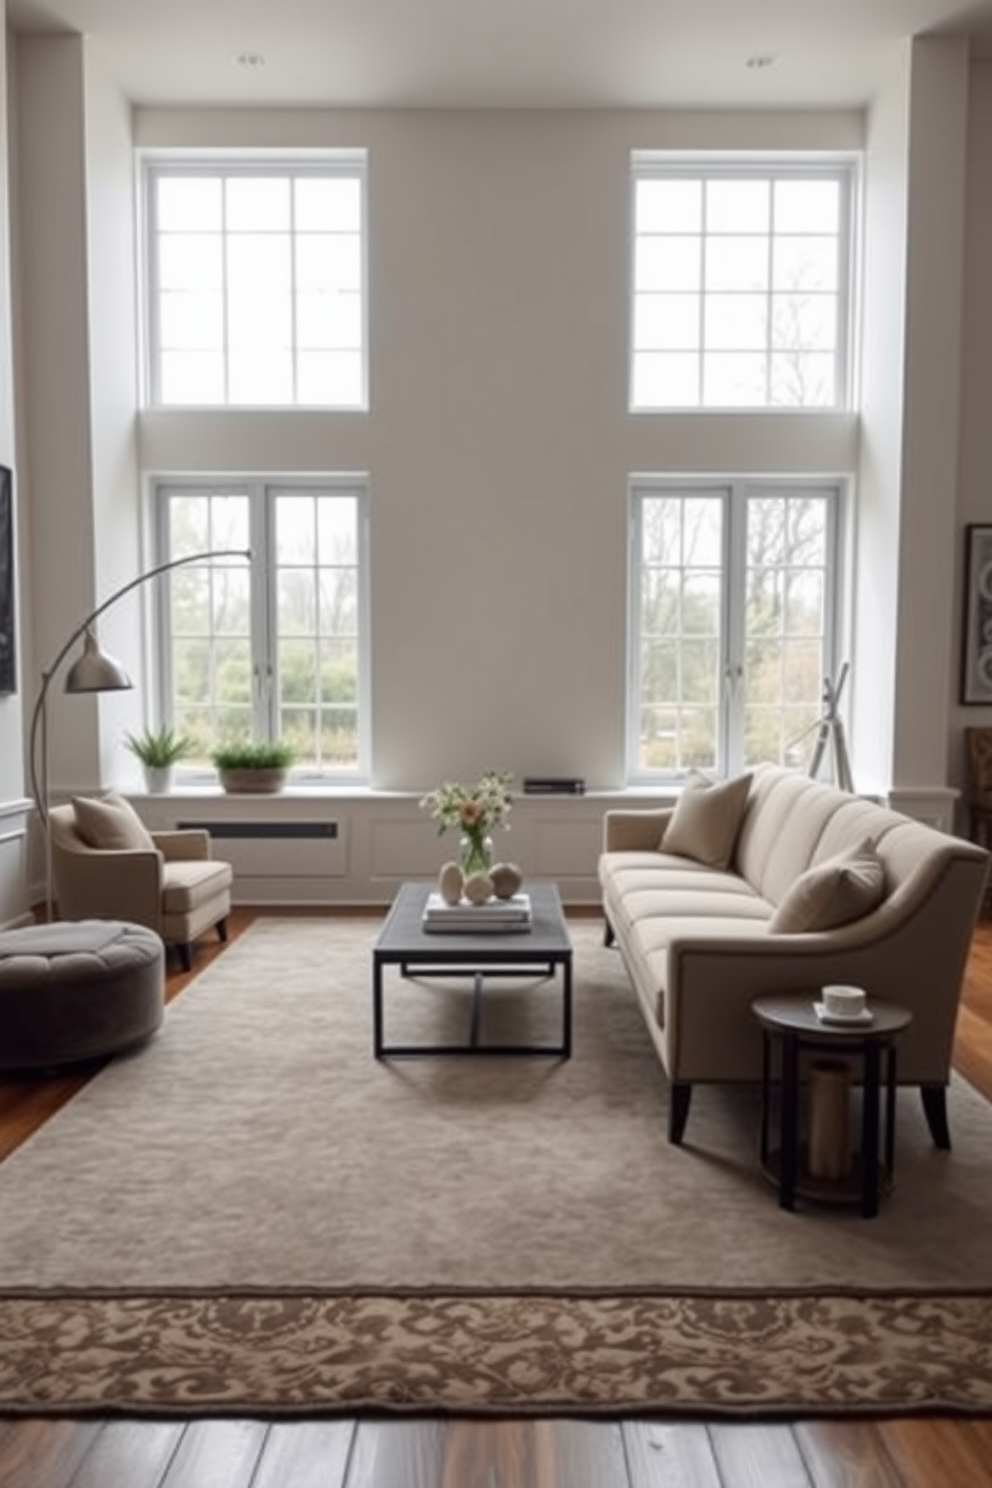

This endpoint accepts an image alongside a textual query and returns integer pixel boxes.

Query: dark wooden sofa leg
[668,1082,692,1144]
[603,917,615,948]
[216,918,229,944]
[176,943,193,972]
[920,1084,951,1149]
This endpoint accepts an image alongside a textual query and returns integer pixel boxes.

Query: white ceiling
[7,0,992,110]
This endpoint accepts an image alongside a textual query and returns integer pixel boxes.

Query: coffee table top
[374,880,571,963]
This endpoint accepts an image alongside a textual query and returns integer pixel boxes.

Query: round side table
[751,994,913,1219]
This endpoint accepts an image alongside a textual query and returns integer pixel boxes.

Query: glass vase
[460,832,494,878]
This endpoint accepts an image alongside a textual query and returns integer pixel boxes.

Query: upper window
[630,158,856,411]
[142,157,367,408]
[152,478,369,782]
[629,479,843,781]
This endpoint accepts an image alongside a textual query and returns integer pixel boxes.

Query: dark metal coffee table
[372,880,572,1058]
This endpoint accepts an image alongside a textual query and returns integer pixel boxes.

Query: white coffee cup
[822,984,867,1019]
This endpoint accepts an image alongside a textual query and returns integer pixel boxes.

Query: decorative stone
[463,871,494,905]
[439,861,463,905]
[490,862,523,899]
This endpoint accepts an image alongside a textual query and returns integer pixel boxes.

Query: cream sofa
[599,764,990,1146]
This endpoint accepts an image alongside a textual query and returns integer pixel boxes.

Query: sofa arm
[153,830,212,861]
[603,808,674,853]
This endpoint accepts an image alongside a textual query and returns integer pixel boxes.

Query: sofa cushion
[768,836,886,934]
[661,770,752,870]
[72,792,156,853]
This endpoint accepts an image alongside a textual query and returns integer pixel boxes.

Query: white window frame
[627,477,844,783]
[139,151,368,410]
[150,476,371,785]
[629,154,858,412]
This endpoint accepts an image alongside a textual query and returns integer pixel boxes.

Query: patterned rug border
[2,1289,991,1418]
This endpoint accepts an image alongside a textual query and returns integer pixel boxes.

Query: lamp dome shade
[64,629,133,693]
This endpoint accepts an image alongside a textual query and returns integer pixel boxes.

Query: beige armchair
[49,795,233,970]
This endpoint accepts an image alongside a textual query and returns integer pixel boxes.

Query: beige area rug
[1,914,991,1417]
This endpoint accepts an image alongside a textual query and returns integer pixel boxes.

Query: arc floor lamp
[29,548,250,922]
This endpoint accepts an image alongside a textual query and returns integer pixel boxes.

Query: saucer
[813,1001,874,1026]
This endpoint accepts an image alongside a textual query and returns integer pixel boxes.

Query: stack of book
[422,891,532,933]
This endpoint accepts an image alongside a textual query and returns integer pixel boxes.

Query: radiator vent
[177,819,343,878]
[177,820,337,840]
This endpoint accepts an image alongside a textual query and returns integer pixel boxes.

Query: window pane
[706,179,769,233]
[317,498,357,563]
[773,236,838,292]
[295,176,362,231]
[228,352,294,403]
[297,289,362,349]
[634,293,699,351]
[159,291,223,349]
[159,234,223,290]
[160,351,224,403]
[296,234,361,291]
[158,177,221,231]
[297,350,363,405]
[775,178,839,234]
[276,496,316,564]
[278,570,317,635]
[632,351,699,407]
[635,236,701,291]
[770,352,835,406]
[704,294,767,350]
[320,569,358,635]
[320,640,359,701]
[226,177,290,231]
[772,293,835,352]
[636,178,702,233]
[705,237,768,292]
[703,353,767,405]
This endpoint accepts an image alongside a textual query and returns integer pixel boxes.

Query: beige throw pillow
[769,836,886,934]
[661,770,753,870]
[72,792,156,853]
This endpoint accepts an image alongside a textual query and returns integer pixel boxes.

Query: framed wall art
[0,465,14,696]
[961,523,992,705]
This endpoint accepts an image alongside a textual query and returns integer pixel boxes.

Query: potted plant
[124,723,194,794]
[211,739,296,794]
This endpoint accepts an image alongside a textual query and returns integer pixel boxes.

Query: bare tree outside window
[631,483,839,780]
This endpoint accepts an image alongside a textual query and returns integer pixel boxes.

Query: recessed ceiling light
[234,51,266,69]
[746,53,778,70]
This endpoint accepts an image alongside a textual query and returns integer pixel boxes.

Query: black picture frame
[0,466,14,696]
[961,523,992,705]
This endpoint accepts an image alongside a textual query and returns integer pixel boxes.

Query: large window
[629,480,842,781]
[153,480,368,781]
[142,156,366,408]
[630,158,856,410]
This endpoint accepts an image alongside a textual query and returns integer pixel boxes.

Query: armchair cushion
[72,792,156,853]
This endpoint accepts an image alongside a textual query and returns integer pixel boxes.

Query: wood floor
[2,905,992,1488]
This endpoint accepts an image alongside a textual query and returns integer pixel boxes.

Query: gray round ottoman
[0,920,165,1070]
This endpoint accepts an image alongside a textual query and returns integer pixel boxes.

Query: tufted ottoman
[0,920,165,1070]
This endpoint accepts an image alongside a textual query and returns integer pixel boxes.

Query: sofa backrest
[734,764,985,909]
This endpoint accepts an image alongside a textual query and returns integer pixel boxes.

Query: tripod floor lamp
[28,548,250,922]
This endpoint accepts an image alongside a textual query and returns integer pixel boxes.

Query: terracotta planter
[218,767,287,795]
